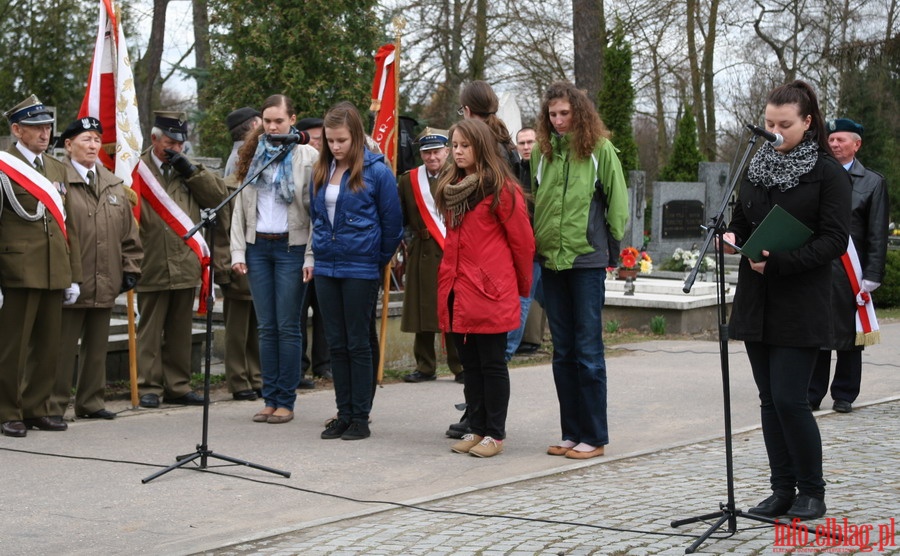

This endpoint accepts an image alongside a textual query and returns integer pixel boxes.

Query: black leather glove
[163,148,197,178]
[120,272,139,293]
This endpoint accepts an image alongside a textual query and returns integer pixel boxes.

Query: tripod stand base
[671,505,779,554]
[142,447,291,483]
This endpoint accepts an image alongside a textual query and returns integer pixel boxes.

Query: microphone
[746,124,784,147]
[266,131,311,145]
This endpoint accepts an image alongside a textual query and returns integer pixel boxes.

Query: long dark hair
[436,118,518,220]
[312,101,367,194]
[234,94,295,181]
[766,80,828,151]
[460,80,513,147]
[535,81,610,161]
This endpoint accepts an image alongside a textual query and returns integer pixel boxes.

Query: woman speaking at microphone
[722,80,850,520]
[231,94,318,425]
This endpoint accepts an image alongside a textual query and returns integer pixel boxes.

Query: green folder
[734,204,813,261]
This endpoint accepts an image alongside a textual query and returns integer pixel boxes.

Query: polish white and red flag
[370,44,398,172]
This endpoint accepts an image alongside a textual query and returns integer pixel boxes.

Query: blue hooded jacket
[309,149,403,280]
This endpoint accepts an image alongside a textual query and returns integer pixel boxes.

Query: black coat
[827,158,889,350]
[727,151,851,347]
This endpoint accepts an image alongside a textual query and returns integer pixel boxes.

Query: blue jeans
[505,262,542,361]
[541,267,608,447]
[314,276,379,423]
[246,238,306,411]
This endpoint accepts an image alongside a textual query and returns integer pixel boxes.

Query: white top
[255,184,289,234]
[324,183,340,225]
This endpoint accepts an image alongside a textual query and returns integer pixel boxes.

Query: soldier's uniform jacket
[136,150,227,292]
[211,177,252,301]
[63,158,142,307]
[0,146,82,289]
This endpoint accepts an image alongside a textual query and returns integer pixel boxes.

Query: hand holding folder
[727,205,813,262]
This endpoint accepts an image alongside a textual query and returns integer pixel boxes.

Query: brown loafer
[565,446,605,459]
[547,445,572,456]
[267,412,294,424]
[252,410,274,423]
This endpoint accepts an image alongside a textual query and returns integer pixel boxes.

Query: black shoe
[297,378,316,390]
[832,400,852,413]
[809,401,821,411]
[232,389,258,401]
[23,416,68,431]
[515,342,540,355]
[454,371,465,384]
[139,393,160,408]
[748,492,796,517]
[403,371,436,383]
[341,420,371,440]
[78,409,116,420]
[1,420,27,437]
[787,495,827,520]
[314,369,333,380]
[166,391,205,405]
[321,418,350,439]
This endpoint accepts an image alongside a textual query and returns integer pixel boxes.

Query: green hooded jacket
[531,133,629,271]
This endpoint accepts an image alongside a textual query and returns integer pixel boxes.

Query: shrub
[873,249,900,308]
[650,315,666,335]
[605,320,621,334]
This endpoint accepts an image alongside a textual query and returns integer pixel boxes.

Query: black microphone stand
[668,133,782,552]
[143,143,294,483]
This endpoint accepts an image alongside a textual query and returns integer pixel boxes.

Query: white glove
[63,283,80,305]
[0,287,4,310]
[861,279,880,293]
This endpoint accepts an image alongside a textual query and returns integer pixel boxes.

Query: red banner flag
[370,44,397,171]
[79,0,143,219]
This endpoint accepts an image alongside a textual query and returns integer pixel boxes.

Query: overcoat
[727,150,851,347]
[397,167,443,333]
[0,146,82,289]
[63,159,142,307]
[136,150,227,292]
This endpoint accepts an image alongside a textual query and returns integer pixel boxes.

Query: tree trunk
[686,0,707,159]
[701,0,718,160]
[192,0,211,116]
[470,0,488,80]
[134,0,170,141]
[573,0,604,102]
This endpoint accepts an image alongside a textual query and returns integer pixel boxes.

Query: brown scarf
[441,174,482,228]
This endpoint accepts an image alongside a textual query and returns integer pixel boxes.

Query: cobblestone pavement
[206,399,899,556]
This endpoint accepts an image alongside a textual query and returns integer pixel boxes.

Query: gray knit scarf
[441,174,482,228]
[747,138,818,192]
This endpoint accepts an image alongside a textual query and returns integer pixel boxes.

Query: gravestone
[699,162,732,228]
[622,170,646,251]
[650,181,706,264]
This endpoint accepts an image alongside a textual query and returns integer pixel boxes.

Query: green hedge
[873,249,900,308]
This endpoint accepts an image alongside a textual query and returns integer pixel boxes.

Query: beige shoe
[565,445,605,459]
[469,436,503,458]
[451,434,483,453]
[252,408,275,423]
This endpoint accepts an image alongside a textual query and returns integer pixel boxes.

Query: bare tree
[134,0,170,136]
[572,0,606,101]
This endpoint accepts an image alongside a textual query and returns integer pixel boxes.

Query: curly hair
[312,101,367,194]
[535,81,609,161]
[766,80,828,152]
[435,118,518,222]
[234,94,295,182]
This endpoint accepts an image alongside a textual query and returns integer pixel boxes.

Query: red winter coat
[438,182,535,335]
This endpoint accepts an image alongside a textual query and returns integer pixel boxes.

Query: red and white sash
[409,165,446,250]
[839,238,880,346]
[132,160,211,314]
[0,151,68,242]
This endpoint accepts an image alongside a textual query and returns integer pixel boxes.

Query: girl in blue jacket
[303,102,402,441]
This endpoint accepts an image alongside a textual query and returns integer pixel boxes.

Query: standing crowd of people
[0,76,889,523]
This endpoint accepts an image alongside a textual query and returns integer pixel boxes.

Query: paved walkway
[2,325,899,556]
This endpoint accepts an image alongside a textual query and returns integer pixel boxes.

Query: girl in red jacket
[436,119,534,458]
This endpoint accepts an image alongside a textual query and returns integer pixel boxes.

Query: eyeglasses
[457,106,465,116]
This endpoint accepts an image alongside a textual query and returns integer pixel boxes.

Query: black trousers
[452,332,510,440]
[746,342,825,499]
[808,349,862,406]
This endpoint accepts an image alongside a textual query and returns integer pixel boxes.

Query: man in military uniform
[397,128,462,383]
[215,107,263,401]
[809,118,889,414]
[52,117,143,420]
[136,111,227,408]
[0,95,82,437]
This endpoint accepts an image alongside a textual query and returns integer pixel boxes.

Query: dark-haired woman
[303,101,403,441]
[459,80,518,169]
[231,94,318,424]
[532,81,629,460]
[438,118,534,458]
[722,80,850,521]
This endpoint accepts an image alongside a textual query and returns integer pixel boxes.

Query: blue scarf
[247,136,295,204]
